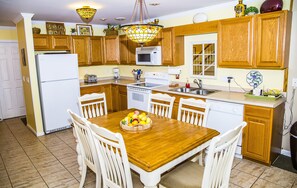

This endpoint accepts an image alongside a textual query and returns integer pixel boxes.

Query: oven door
[127,87,151,112]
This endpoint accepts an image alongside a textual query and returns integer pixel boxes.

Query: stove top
[128,82,163,89]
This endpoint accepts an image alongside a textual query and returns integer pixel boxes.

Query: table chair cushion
[160,161,204,188]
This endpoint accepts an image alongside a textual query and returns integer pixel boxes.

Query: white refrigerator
[36,54,80,134]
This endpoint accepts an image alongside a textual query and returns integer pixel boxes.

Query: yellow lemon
[128,112,134,117]
[132,114,138,119]
[132,121,138,126]
[128,123,133,127]
[146,117,151,124]
[141,116,147,121]
[139,121,146,125]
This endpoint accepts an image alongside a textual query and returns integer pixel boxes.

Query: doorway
[0,41,26,120]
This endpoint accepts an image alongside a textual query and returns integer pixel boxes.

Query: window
[190,41,217,78]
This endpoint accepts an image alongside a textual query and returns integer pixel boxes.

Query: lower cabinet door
[242,115,271,163]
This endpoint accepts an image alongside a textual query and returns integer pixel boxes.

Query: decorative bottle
[185,79,190,88]
[234,0,247,17]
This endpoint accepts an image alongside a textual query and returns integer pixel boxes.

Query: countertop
[80,79,285,108]
[80,79,136,87]
[153,85,285,108]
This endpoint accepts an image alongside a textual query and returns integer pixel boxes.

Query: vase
[260,0,283,13]
[32,27,41,34]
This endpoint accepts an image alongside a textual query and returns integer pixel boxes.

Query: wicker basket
[105,30,118,36]
[32,27,41,34]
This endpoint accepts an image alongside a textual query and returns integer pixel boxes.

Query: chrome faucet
[193,79,203,89]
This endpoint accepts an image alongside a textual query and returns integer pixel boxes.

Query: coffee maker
[113,68,120,80]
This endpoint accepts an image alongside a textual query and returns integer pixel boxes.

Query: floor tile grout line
[5,119,50,188]
[36,132,80,184]
[0,153,13,187]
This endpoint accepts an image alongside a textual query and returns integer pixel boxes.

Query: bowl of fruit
[120,111,152,133]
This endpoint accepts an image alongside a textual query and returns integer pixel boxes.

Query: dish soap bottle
[185,79,190,88]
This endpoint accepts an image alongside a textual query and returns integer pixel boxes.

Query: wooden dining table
[75,109,219,188]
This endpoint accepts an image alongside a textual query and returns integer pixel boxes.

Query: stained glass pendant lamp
[120,0,163,45]
[76,3,97,23]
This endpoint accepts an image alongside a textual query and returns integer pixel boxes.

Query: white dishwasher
[206,99,244,158]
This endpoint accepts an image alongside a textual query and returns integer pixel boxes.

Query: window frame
[189,40,217,79]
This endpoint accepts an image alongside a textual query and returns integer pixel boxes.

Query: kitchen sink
[170,87,197,93]
[190,89,217,96]
[170,87,217,96]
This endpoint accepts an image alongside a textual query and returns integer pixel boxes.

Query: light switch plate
[293,78,297,89]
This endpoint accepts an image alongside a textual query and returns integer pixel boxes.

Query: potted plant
[70,28,77,35]
[245,6,259,15]
[103,24,120,36]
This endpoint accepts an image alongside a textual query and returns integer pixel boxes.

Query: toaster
[84,74,98,83]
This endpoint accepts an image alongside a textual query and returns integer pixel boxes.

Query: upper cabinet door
[127,39,138,65]
[33,34,51,50]
[119,35,129,65]
[51,35,71,50]
[104,36,120,65]
[255,11,289,68]
[71,36,89,66]
[90,36,104,65]
[161,28,174,65]
[218,17,254,68]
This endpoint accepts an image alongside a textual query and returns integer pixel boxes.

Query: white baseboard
[281,149,291,157]
[27,123,45,137]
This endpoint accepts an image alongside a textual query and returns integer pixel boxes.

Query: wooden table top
[89,109,219,172]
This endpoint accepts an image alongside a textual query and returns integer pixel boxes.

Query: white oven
[127,72,170,112]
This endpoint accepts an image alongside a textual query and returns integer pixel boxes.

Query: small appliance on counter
[113,68,120,80]
[132,69,143,82]
[84,74,98,83]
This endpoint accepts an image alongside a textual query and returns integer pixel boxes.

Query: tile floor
[0,118,297,188]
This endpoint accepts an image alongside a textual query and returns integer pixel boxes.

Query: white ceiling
[0,0,234,26]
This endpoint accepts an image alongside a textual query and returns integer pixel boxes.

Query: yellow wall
[16,14,44,136]
[0,27,18,40]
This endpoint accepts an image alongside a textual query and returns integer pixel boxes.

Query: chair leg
[79,163,87,188]
[95,173,101,188]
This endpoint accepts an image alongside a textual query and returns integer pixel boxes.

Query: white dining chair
[67,109,101,188]
[160,121,247,188]
[177,98,210,127]
[78,92,108,119]
[89,123,143,188]
[149,93,175,118]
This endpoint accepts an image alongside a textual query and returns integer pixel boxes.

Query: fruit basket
[120,111,152,133]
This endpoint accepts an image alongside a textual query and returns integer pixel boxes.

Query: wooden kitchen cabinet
[51,35,71,50]
[119,35,138,65]
[242,104,284,164]
[218,16,254,68]
[152,90,204,119]
[33,34,71,50]
[71,36,89,66]
[255,11,291,68]
[80,84,113,113]
[160,28,184,66]
[33,34,51,50]
[71,36,105,66]
[90,36,104,65]
[218,10,291,69]
[104,36,120,65]
[111,85,127,111]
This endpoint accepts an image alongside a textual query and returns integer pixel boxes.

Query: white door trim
[0,40,18,43]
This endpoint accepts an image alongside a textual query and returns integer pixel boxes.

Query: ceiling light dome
[76,5,97,23]
[120,0,163,45]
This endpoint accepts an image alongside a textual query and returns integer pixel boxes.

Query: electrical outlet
[293,78,297,88]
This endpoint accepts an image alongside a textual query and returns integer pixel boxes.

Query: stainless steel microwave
[136,46,162,65]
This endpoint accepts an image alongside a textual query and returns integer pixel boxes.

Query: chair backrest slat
[149,93,175,118]
[202,122,246,188]
[78,93,108,119]
[67,110,99,174]
[177,98,210,127]
[90,124,133,188]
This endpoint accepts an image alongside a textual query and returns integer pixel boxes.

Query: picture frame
[46,22,65,35]
[76,24,93,36]
[21,48,26,66]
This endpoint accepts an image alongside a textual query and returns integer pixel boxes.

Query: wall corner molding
[12,13,34,24]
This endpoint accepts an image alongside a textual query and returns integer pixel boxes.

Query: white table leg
[139,170,160,188]
[73,128,83,175]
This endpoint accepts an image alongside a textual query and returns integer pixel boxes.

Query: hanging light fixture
[120,0,163,45]
[76,4,97,23]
